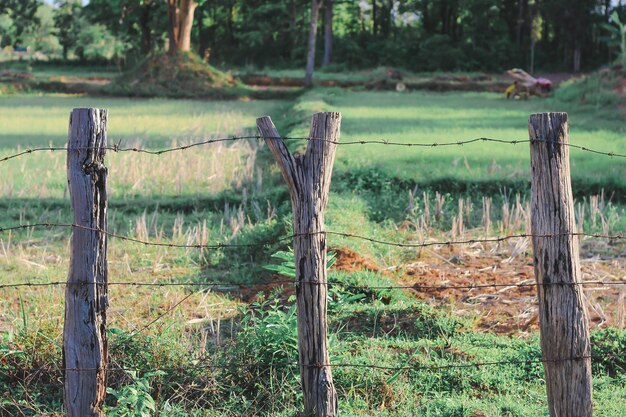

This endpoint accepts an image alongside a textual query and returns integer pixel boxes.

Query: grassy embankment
[0,88,624,416]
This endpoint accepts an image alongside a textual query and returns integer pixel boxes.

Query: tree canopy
[1,0,625,72]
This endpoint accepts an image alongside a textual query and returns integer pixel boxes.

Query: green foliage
[106,371,165,417]
[83,0,167,61]
[238,297,299,365]
[554,70,624,109]
[602,11,626,67]
[2,0,622,71]
[20,4,60,55]
[53,0,83,59]
[591,328,626,377]
[263,248,337,278]
[75,23,126,63]
[0,0,39,44]
[0,13,15,47]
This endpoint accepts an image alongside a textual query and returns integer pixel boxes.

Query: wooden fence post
[257,113,340,417]
[63,108,109,417]
[528,112,592,417]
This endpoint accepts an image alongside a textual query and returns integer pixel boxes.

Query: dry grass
[0,232,242,344]
[0,138,259,199]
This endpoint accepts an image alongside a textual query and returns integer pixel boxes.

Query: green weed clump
[554,68,624,109]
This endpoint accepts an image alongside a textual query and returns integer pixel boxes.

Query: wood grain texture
[529,112,592,417]
[257,113,340,417]
[63,108,108,417]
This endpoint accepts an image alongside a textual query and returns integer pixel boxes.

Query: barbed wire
[1,354,621,375]
[0,222,623,250]
[114,291,197,347]
[0,136,624,163]
[1,279,624,291]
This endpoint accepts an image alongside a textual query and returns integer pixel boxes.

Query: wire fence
[0,136,625,164]
[1,222,624,249]
[3,353,622,375]
[2,279,625,290]
[1,125,624,414]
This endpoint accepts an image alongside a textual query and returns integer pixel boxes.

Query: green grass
[0,60,121,80]
[233,66,491,83]
[0,87,625,416]
[0,94,286,147]
[320,89,625,187]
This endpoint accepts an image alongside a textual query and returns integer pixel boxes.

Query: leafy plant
[106,371,165,417]
[601,11,626,68]
[239,298,299,364]
[262,248,363,311]
[263,248,336,278]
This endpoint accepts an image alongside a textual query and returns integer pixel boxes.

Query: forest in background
[1,0,625,74]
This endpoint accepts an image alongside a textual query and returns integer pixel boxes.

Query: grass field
[0,88,624,416]
[314,89,625,184]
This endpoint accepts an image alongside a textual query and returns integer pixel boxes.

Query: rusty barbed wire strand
[0,279,624,291]
[0,136,624,163]
[0,222,623,250]
[1,354,621,375]
[112,291,198,347]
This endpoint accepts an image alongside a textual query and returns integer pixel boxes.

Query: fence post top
[71,108,108,113]
[312,111,341,118]
[529,112,568,122]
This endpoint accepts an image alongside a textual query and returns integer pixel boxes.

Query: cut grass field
[0,88,624,416]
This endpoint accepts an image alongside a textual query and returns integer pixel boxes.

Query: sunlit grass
[0,95,286,147]
[323,89,626,185]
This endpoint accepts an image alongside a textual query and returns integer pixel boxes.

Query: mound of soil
[331,246,381,273]
[108,52,245,98]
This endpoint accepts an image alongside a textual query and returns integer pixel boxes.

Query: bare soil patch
[232,243,625,335]
[398,246,625,334]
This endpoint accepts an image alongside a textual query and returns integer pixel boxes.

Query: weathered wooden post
[257,113,339,417]
[64,108,109,417]
[529,112,592,417]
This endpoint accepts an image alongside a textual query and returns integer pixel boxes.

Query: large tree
[167,0,197,54]
[84,0,166,56]
[54,0,82,60]
[0,0,40,45]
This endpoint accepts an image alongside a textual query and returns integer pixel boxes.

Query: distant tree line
[0,0,625,73]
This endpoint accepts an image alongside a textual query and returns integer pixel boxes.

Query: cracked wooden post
[63,108,109,417]
[529,112,592,417]
[257,113,339,417]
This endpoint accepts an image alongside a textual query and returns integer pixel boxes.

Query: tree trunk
[528,112,593,417]
[257,113,340,417]
[139,2,153,54]
[530,38,535,75]
[305,0,322,88]
[516,0,525,46]
[573,45,581,73]
[372,0,377,35]
[63,108,109,417]
[167,0,198,55]
[323,0,333,67]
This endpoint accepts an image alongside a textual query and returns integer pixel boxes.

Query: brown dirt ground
[394,246,626,335]
[240,244,625,335]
